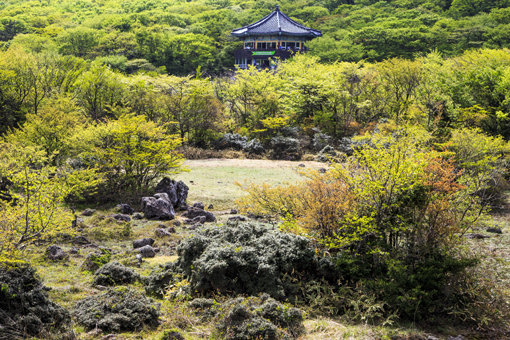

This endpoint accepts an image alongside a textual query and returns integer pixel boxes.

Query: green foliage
[72,113,184,200]
[0,0,507,76]
[238,125,504,321]
[0,141,95,262]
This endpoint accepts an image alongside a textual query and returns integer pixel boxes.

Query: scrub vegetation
[0,0,510,339]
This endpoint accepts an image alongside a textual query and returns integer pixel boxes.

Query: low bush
[176,222,326,299]
[0,264,71,339]
[93,261,139,286]
[74,287,159,332]
[215,295,304,340]
[144,262,177,298]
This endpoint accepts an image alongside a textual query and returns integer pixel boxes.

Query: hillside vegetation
[1,0,510,74]
[0,0,510,339]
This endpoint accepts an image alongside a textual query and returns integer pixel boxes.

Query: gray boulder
[141,193,175,220]
[112,213,131,222]
[81,208,96,216]
[270,136,302,161]
[46,245,68,261]
[155,177,189,209]
[133,238,155,249]
[137,245,156,258]
[72,235,93,246]
[116,203,134,215]
[183,207,216,223]
[192,202,205,210]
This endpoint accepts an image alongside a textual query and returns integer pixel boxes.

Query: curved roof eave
[231,5,322,39]
[231,31,322,38]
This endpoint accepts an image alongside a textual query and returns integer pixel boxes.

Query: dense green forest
[1,0,510,75]
[1,1,510,339]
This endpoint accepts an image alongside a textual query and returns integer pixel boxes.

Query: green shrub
[176,222,325,299]
[74,287,160,332]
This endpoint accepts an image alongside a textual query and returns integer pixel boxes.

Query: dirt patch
[183,158,324,169]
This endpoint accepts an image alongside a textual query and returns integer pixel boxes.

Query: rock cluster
[182,206,216,223]
[141,193,175,220]
[154,177,189,209]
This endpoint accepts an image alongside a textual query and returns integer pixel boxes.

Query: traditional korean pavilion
[231,5,322,69]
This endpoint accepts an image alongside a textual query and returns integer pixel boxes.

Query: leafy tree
[0,142,95,262]
[73,63,125,121]
[5,96,85,165]
[72,114,184,200]
[157,75,223,146]
[161,33,217,75]
[57,27,100,58]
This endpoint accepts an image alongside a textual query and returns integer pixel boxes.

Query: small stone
[230,209,238,214]
[137,245,156,258]
[466,233,490,239]
[208,204,214,210]
[69,247,79,254]
[133,238,155,249]
[136,254,143,267]
[82,208,96,216]
[73,235,92,245]
[112,213,131,222]
[116,203,134,215]
[192,202,205,210]
[173,220,181,227]
[298,163,306,167]
[46,245,68,261]
[167,226,176,233]
[228,216,247,222]
[133,213,143,220]
[155,228,172,237]
[318,168,327,173]
[486,227,502,234]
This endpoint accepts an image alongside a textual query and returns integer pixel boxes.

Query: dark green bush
[93,261,139,286]
[176,222,325,299]
[74,287,159,332]
[0,264,71,339]
[215,295,304,340]
[144,262,176,298]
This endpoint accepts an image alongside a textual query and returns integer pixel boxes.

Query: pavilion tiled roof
[231,5,322,38]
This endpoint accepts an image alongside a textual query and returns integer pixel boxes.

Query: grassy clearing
[175,159,323,210]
